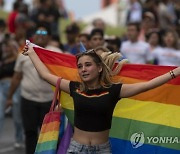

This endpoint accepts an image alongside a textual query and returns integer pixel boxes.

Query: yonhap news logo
[130,132,180,149]
[130,132,145,148]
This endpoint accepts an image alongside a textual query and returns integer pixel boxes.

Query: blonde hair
[76,47,128,91]
[76,50,112,92]
[95,46,128,75]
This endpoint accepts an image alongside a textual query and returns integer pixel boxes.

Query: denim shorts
[66,138,112,154]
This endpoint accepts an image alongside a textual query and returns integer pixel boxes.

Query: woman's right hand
[22,43,34,56]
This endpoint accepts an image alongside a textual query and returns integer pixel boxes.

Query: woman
[152,30,180,66]
[145,29,163,65]
[146,29,162,52]
[22,44,180,154]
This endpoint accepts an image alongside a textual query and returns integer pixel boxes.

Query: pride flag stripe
[35,141,58,152]
[41,121,59,133]
[114,99,180,128]
[35,47,76,68]
[46,64,79,81]
[35,149,56,154]
[119,64,178,83]
[38,131,59,143]
[120,77,180,106]
[42,112,60,124]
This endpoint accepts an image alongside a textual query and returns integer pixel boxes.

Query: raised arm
[120,67,180,98]
[22,44,70,93]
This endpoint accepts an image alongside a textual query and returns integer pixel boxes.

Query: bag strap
[50,78,62,112]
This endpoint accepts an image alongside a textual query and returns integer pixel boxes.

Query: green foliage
[59,18,71,43]
[0,10,8,20]
[106,25,126,37]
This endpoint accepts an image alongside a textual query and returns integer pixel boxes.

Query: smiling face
[77,55,102,86]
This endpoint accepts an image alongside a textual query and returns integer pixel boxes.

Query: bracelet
[169,70,176,79]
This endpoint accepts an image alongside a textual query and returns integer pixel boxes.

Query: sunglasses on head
[35,30,48,35]
[76,49,102,62]
[76,49,95,58]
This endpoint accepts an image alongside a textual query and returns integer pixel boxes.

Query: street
[0,116,25,154]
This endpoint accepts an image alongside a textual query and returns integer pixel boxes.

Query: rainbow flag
[33,46,180,154]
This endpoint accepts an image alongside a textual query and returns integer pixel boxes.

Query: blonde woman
[22,44,180,154]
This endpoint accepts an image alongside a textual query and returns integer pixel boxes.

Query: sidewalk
[0,116,25,154]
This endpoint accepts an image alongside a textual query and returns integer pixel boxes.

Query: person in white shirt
[121,22,153,64]
[152,30,180,66]
[6,25,54,154]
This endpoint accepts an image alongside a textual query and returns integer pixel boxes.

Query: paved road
[0,116,25,154]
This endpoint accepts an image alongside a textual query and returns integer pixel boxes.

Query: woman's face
[163,32,175,48]
[148,33,159,46]
[77,55,102,83]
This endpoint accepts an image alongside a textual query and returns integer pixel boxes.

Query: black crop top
[69,81,122,132]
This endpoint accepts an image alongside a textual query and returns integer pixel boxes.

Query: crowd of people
[0,0,180,154]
